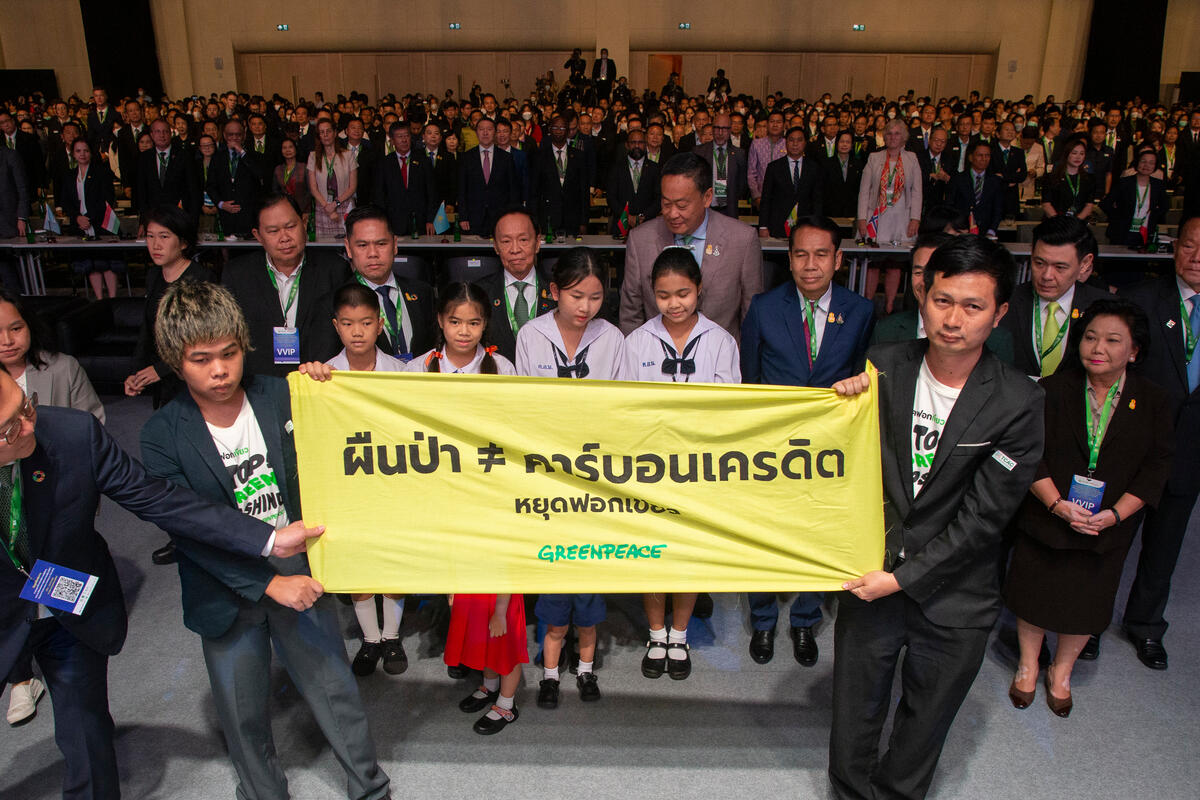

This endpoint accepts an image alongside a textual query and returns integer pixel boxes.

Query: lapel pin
[711,244,721,256]
[837,313,845,324]
[1129,399,1136,410]
[404,292,417,301]
[541,289,550,299]
[828,311,837,324]
[704,243,713,255]
[1070,308,1080,319]
[1166,319,1176,328]
[31,470,45,483]
[493,298,502,307]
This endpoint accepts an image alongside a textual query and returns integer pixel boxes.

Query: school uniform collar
[440,344,490,373]
[526,311,609,355]
[645,312,720,348]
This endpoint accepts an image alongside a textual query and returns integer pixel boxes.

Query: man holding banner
[828,235,1044,800]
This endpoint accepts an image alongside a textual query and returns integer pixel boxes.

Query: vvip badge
[1067,474,1106,512]
[272,326,300,365]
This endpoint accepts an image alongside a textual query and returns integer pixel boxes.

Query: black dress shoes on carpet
[459,687,499,713]
[792,626,818,667]
[749,629,775,664]
[1078,634,1100,661]
[1129,635,1168,670]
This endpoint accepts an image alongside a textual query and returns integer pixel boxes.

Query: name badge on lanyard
[273,326,300,364]
[1067,475,1105,512]
[19,560,99,615]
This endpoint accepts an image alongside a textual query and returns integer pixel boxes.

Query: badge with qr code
[19,560,98,615]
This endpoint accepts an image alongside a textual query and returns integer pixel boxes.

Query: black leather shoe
[749,629,775,664]
[576,672,601,701]
[381,638,408,675]
[151,541,176,565]
[473,704,518,735]
[351,641,383,676]
[1078,634,1100,661]
[536,678,560,709]
[666,642,691,680]
[1129,635,1168,670]
[692,592,714,619]
[641,641,667,679]
[459,687,499,713]
[447,664,471,680]
[792,626,818,667]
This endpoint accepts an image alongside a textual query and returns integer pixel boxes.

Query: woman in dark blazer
[1101,146,1168,246]
[58,137,124,298]
[821,130,865,218]
[1004,299,1172,717]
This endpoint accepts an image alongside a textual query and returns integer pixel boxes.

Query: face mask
[522,111,533,120]
[887,110,897,119]
[618,121,628,132]
[1076,103,1084,110]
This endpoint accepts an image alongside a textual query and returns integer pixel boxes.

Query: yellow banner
[288,367,885,594]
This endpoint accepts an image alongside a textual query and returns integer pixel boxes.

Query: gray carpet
[1,393,1198,799]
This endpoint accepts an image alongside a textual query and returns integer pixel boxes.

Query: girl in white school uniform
[404,282,517,375]
[618,247,740,680]
[515,247,623,710]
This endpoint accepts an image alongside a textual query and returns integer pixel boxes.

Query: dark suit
[949,170,1005,234]
[333,276,436,359]
[85,106,118,152]
[347,142,377,206]
[0,147,29,237]
[58,161,117,235]
[990,143,1027,218]
[943,136,974,176]
[1,407,273,799]
[115,124,147,189]
[820,156,864,219]
[379,150,438,236]
[529,142,589,234]
[907,127,937,154]
[422,147,456,210]
[456,146,520,236]
[592,58,617,100]
[290,124,317,163]
[1000,281,1109,378]
[741,281,875,632]
[1101,175,1167,246]
[476,268,556,362]
[1121,276,1200,641]
[221,249,351,378]
[248,134,283,170]
[206,148,267,237]
[140,377,390,800]
[4,130,45,205]
[693,142,747,219]
[830,340,1044,800]
[134,145,199,218]
[605,156,661,235]
[917,148,956,209]
[758,156,823,238]
[870,308,1016,365]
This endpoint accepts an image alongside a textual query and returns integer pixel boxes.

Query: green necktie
[513,281,530,329]
[256,138,264,153]
[556,149,566,182]
[6,137,13,150]
[1041,301,1063,376]
[715,146,727,179]
[0,467,30,569]
[631,160,641,191]
[230,150,240,179]
[158,152,168,183]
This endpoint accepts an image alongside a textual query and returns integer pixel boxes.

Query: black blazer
[421,146,457,210]
[220,249,352,378]
[529,142,590,234]
[456,146,520,236]
[206,148,267,237]
[476,268,557,362]
[1012,369,1172,555]
[917,147,957,209]
[247,134,283,170]
[115,125,147,188]
[943,137,975,175]
[348,143,377,206]
[990,143,1027,190]
[948,170,1005,234]
[8,130,45,198]
[58,162,117,235]
[319,277,436,359]
[1100,175,1167,245]
[140,375,305,640]
[134,146,200,218]
[605,156,661,235]
[0,407,272,678]
[848,339,1044,629]
[86,106,119,151]
[1121,275,1200,494]
[758,156,823,238]
[379,150,438,235]
[820,155,865,218]
[1000,281,1110,378]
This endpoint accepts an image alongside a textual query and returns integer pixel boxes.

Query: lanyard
[1179,295,1197,363]
[503,277,535,333]
[1033,299,1069,364]
[354,273,400,344]
[0,467,28,578]
[802,298,819,361]
[1085,380,1120,473]
[267,260,303,318]
[1132,182,1150,224]
[283,165,294,186]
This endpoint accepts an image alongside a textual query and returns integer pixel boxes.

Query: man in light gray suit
[693,113,748,220]
[0,147,29,292]
[619,152,762,341]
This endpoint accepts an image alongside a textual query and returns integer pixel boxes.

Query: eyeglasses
[2,392,36,445]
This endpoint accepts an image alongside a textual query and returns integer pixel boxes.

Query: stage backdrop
[288,368,885,594]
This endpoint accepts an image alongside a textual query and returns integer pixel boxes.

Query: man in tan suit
[619,152,763,340]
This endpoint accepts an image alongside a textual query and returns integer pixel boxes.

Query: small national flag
[42,203,61,235]
[101,203,121,236]
[1139,221,1149,246]
[616,202,631,236]
[968,211,979,235]
[865,206,881,240]
[784,203,799,237]
[432,202,450,234]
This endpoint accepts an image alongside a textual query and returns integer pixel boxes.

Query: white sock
[381,597,403,639]
[483,676,500,692]
[577,659,594,674]
[544,666,559,681]
[647,627,667,659]
[484,692,515,720]
[668,627,689,659]
[353,598,381,643]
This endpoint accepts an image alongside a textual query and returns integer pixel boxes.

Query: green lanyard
[1085,381,1120,473]
[1033,300,1069,365]
[354,273,400,344]
[283,165,294,186]
[267,260,303,319]
[1,467,27,577]
[1065,172,1079,202]
[1179,296,1197,363]
[504,277,536,333]
[802,299,819,361]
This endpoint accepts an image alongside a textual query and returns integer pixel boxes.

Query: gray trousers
[201,595,390,800]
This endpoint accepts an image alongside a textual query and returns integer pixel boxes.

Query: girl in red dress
[444,593,528,734]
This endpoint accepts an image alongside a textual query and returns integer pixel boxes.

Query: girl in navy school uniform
[515,247,623,709]
[618,247,740,680]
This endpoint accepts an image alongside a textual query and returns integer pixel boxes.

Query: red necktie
[482,149,491,183]
[400,154,408,188]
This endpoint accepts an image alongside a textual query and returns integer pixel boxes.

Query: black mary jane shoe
[459,687,499,713]
[641,641,667,679]
[666,642,692,680]
[473,704,519,734]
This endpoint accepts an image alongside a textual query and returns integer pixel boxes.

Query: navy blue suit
[949,170,1005,235]
[741,281,875,630]
[0,406,272,799]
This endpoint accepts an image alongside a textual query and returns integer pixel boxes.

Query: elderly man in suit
[828,235,1044,800]
[605,128,661,236]
[619,152,762,341]
[0,365,319,799]
[221,194,351,378]
[694,113,748,220]
[949,141,1005,237]
[477,207,557,362]
[134,119,199,227]
[999,215,1108,379]
[379,123,438,237]
[207,119,267,238]
[758,127,824,238]
[457,117,520,237]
